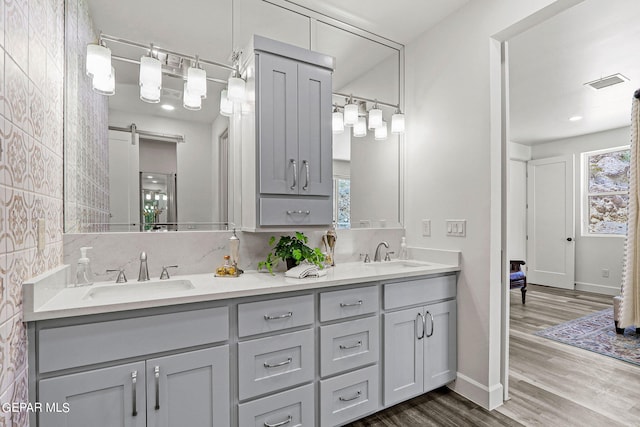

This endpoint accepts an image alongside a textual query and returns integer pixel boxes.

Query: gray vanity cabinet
[383,276,457,407]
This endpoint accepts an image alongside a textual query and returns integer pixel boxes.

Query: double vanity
[25,259,459,427]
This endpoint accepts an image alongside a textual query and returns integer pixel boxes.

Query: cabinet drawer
[320,286,378,321]
[38,307,229,373]
[238,294,314,338]
[384,274,456,310]
[238,383,314,427]
[238,329,314,400]
[319,365,379,427]
[320,317,379,377]
[260,197,332,226]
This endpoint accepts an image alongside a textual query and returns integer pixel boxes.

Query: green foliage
[258,232,325,274]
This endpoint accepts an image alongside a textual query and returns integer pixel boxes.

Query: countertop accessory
[106,268,127,283]
[284,261,327,279]
[75,247,94,287]
[322,225,337,267]
[258,232,325,275]
[229,229,243,276]
[138,252,150,281]
[160,265,178,280]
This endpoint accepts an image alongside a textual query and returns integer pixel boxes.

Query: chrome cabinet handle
[339,341,362,350]
[302,160,309,191]
[264,312,293,320]
[131,371,138,417]
[340,300,363,308]
[416,313,425,340]
[290,159,297,190]
[264,415,292,427]
[154,366,160,410]
[339,390,361,402]
[286,210,310,215]
[426,311,435,337]
[264,357,292,368]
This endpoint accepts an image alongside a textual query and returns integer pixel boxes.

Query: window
[583,146,630,235]
[333,177,351,229]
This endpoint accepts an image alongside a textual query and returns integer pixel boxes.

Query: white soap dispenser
[399,237,409,260]
[76,246,94,286]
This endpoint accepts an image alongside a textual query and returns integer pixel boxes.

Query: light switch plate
[422,219,431,236]
[446,220,466,237]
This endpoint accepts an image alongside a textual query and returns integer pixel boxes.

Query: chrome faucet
[138,252,150,281]
[374,241,389,262]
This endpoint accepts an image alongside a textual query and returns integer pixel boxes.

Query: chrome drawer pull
[339,390,361,402]
[131,371,138,417]
[340,300,363,308]
[264,357,292,368]
[416,313,425,339]
[339,341,362,350]
[154,366,160,410]
[290,159,297,190]
[264,415,292,427]
[302,160,309,191]
[264,311,293,321]
[426,311,435,338]
[286,210,310,215]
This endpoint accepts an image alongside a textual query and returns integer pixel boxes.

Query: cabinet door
[424,300,457,391]
[383,308,424,406]
[146,346,230,427]
[39,362,146,427]
[257,52,299,195]
[297,63,333,197]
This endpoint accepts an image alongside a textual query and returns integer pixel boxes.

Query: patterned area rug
[534,309,640,366]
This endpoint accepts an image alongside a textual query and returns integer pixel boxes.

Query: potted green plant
[258,232,325,274]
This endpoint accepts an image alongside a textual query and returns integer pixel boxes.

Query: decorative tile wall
[0,0,65,424]
[63,0,109,234]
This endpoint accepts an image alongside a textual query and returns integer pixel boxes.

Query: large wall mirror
[64,0,403,233]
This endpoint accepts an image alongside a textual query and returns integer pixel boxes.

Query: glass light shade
[163,195,167,201]
[145,194,151,200]
[353,117,367,137]
[368,108,383,129]
[219,89,233,117]
[391,112,405,133]
[344,103,359,126]
[227,76,245,101]
[92,66,115,95]
[155,194,160,201]
[183,82,202,110]
[375,121,388,140]
[139,56,162,88]
[187,67,207,99]
[86,43,111,77]
[332,111,344,134]
[140,84,161,103]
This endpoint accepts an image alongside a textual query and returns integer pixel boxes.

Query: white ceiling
[509,0,640,145]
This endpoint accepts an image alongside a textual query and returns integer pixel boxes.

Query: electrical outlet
[422,219,431,236]
[602,269,610,278]
[446,220,466,237]
[37,218,46,251]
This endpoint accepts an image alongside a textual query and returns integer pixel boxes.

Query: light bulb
[391,111,405,133]
[227,75,245,101]
[344,103,359,126]
[183,82,202,110]
[375,121,388,140]
[86,43,111,77]
[92,66,115,96]
[219,89,233,117]
[368,107,383,129]
[187,66,207,99]
[332,111,344,134]
[353,117,367,137]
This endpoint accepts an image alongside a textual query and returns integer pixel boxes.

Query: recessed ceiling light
[161,104,175,111]
[152,180,158,184]
[147,175,153,179]
[569,115,583,122]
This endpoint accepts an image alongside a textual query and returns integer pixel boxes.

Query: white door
[527,155,575,289]
[108,130,139,231]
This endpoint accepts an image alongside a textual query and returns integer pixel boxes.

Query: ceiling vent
[161,87,182,100]
[584,73,629,90]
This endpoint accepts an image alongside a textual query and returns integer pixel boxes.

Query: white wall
[211,114,230,224]
[531,126,628,295]
[403,0,571,409]
[109,110,214,228]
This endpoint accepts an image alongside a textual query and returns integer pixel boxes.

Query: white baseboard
[449,373,504,410]
[575,281,620,296]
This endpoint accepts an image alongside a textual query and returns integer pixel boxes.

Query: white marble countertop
[23,260,459,322]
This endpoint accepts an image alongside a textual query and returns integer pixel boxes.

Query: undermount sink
[83,279,195,302]
[365,260,431,268]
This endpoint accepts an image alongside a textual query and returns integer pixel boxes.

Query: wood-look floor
[347,284,640,427]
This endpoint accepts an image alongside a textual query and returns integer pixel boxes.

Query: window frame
[581,145,630,237]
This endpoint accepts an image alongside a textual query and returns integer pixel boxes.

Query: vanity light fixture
[368,102,383,129]
[353,117,367,137]
[375,121,388,140]
[86,42,112,78]
[139,50,162,103]
[92,66,115,96]
[145,193,151,200]
[183,82,202,111]
[219,89,234,117]
[344,96,359,126]
[332,106,344,134]
[227,73,245,102]
[186,60,207,99]
[391,109,405,134]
